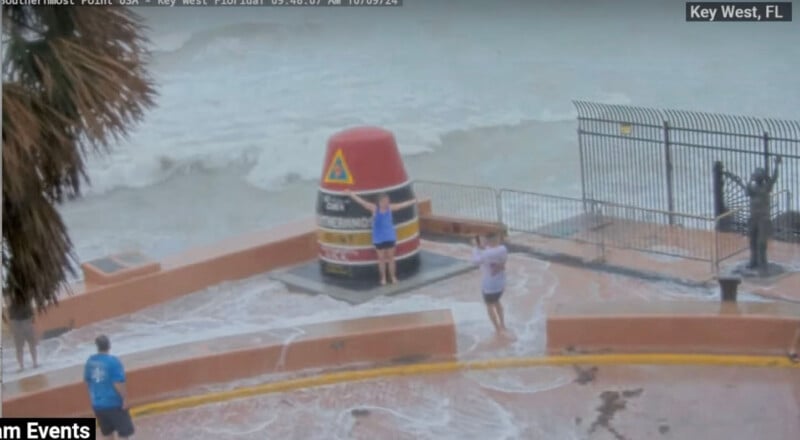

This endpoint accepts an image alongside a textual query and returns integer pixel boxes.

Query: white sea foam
[7,241,762,382]
[1,272,496,379]
[4,241,784,437]
[76,0,799,198]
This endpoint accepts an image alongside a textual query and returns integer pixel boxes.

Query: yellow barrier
[130,353,800,419]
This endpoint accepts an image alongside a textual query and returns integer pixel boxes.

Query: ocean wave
[82,147,261,196]
[82,3,796,199]
[149,21,326,57]
[79,103,591,197]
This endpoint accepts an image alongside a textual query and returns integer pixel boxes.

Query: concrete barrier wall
[417,193,508,238]
[547,301,800,355]
[4,310,457,417]
[22,195,800,418]
[35,201,439,337]
[34,219,320,337]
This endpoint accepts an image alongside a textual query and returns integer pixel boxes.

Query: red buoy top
[320,127,409,192]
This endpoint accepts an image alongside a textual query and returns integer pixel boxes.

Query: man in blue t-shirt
[84,335,135,439]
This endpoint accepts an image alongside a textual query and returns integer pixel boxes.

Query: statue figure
[726,156,782,270]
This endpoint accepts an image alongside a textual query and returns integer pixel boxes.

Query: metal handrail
[499,188,585,204]
[412,179,793,276]
[774,188,792,208]
[414,179,498,193]
[587,198,718,222]
[709,189,790,222]
[713,206,743,224]
[711,208,744,274]
[417,180,770,223]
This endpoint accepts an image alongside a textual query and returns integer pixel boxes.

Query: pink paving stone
[7,238,800,438]
[6,238,732,383]
[131,239,799,438]
[133,364,800,439]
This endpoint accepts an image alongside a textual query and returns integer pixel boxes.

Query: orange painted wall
[34,219,320,337]
[4,310,457,418]
[34,200,440,337]
[547,301,800,355]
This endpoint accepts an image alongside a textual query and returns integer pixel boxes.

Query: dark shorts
[9,318,36,348]
[374,241,396,250]
[94,407,135,438]
[483,291,504,304]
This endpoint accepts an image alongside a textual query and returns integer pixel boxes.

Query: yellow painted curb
[317,220,419,247]
[130,353,799,419]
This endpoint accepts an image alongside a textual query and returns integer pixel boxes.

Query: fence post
[495,189,504,226]
[600,202,607,263]
[663,121,676,225]
[711,161,732,232]
[763,131,770,173]
[590,200,606,263]
[711,222,719,276]
[577,125,589,213]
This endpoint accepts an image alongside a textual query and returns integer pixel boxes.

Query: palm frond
[2,6,157,310]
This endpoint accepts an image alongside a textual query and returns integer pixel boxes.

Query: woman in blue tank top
[346,189,417,285]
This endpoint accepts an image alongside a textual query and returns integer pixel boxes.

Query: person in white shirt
[471,232,509,335]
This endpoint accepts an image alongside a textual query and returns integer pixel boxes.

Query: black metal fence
[412,180,749,273]
[574,101,800,225]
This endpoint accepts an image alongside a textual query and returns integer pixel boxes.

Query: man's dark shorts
[374,241,396,250]
[483,291,503,304]
[94,407,135,437]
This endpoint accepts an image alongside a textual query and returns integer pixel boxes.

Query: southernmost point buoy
[316,127,421,280]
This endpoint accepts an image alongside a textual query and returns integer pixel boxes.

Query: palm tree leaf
[3,6,157,309]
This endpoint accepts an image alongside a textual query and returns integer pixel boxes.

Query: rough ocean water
[55,0,799,269]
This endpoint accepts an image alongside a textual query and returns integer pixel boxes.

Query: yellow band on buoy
[317,219,419,247]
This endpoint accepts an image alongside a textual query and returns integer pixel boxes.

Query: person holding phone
[471,232,510,335]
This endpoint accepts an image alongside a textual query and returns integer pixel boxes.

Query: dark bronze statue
[726,156,782,270]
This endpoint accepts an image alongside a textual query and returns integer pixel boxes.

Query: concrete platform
[547,300,800,355]
[134,364,800,439]
[32,218,320,337]
[727,260,796,286]
[270,250,475,305]
[534,212,611,238]
[3,310,457,417]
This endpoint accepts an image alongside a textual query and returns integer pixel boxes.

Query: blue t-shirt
[372,208,396,244]
[84,353,126,410]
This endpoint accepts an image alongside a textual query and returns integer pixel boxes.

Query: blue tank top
[372,208,396,244]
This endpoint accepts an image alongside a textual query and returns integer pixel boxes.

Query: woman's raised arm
[345,189,376,213]
[390,198,418,212]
